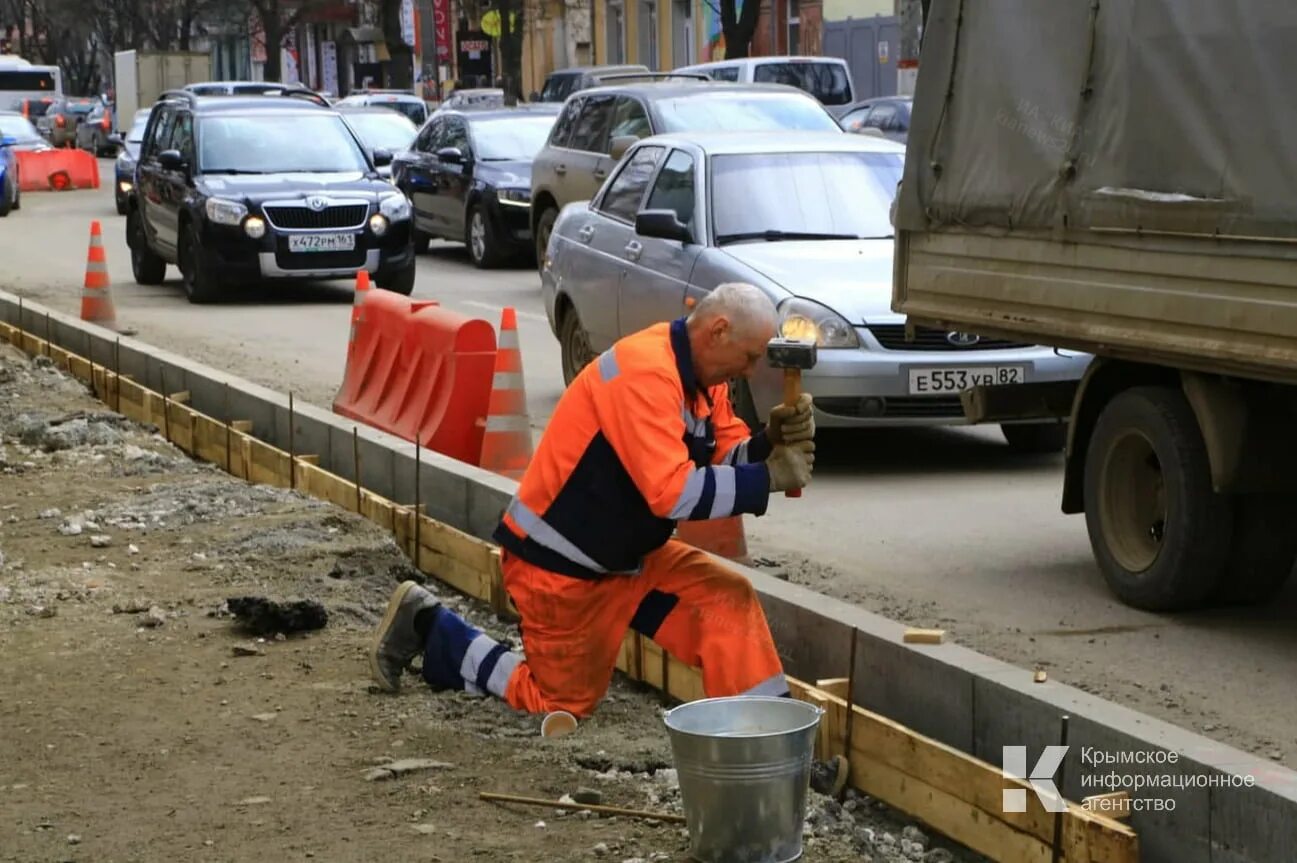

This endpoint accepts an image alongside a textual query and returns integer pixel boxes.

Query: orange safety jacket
[494,318,773,579]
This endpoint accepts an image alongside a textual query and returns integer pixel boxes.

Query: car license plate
[908,366,1026,395]
[287,233,355,253]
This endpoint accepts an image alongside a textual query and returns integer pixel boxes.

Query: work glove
[766,392,815,446]
[766,441,815,493]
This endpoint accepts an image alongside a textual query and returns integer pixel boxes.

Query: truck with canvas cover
[893,0,1297,611]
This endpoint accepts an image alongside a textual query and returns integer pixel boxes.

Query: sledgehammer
[765,337,818,498]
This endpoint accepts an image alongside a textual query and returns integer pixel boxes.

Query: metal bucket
[663,696,823,863]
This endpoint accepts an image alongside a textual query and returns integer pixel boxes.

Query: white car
[540,131,1092,452]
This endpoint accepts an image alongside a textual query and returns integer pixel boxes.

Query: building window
[638,0,658,70]
[607,0,626,64]
[787,0,800,54]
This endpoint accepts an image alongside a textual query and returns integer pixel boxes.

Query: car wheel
[115,195,127,216]
[412,226,431,254]
[559,306,597,386]
[534,206,558,274]
[727,377,761,431]
[12,178,19,210]
[128,209,166,285]
[0,176,12,218]
[179,223,220,303]
[378,263,416,296]
[1001,422,1067,454]
[466,203,503,269]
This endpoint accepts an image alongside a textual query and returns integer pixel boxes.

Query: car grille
[866,324,1030,351]
[817,396,965,419]
[263,204,368,230]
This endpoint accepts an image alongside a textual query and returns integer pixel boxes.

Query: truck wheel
[1083,386,1233,610]
[1001,422,1067,454]
[1212,495,1297,605]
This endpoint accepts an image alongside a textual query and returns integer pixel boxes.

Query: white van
[672,56,855,117]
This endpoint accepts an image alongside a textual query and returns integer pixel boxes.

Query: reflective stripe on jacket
[493,318,772,578]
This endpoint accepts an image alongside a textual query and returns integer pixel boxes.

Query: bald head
[686,283,778,388]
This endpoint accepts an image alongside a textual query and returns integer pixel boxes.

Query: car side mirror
[372,148,393,167]
[158,149,187,172]
[108,133,123,146]
[435,146,465,164]
[609,135,639,161]
[636,209,693,245]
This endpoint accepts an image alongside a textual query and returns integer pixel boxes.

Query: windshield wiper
[716,230,861,245]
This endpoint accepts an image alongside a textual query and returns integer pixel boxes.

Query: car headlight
[118,180,133,193]
[777,297,859,348]
[243,216,266,239]
[369,213,389,236]
[378,194,410,221]
[205,197,247,226]
[497,188,530,207]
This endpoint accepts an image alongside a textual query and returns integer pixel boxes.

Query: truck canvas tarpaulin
[894,0,1297,381]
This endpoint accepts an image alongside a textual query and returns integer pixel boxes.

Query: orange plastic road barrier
[333,290,496,466]
[345,270,373,363]
[79,220,118,329]
[478,307,534,480]
[15,149,100,192]
[674,516,752,566]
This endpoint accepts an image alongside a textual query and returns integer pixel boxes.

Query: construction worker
[370,283,832,774]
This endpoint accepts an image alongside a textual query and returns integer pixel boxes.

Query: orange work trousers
[501,539,787,717]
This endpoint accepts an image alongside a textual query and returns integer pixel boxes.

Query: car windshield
[539,74,577,103]
[198,114,370,173]
[711,150,903,243]
[14,99,53,116]
[0,114,42,142]
[345,111,417,152]
[656,93,841,134]
[67,100,96,114]
[127,116,150,143]
[753,62,853,106]
[471,115,557,161]
[376,99,425,124]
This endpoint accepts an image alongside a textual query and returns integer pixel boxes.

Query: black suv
[126,89,416,303]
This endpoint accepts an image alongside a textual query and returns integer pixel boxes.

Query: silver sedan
[540,131,1091,451]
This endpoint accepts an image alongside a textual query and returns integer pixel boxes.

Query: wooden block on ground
[815,677,850,699]
[903,627,946,645]
[1034,669,1048,683]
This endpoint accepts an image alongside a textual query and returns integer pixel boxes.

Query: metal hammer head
[766,338,818,370]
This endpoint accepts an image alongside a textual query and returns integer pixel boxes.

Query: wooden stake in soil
[478,791,686,824]
[288,392,296,490]
[414,435,422,565]
[160,367,170,442]
[86,334,95,397]
[44,310,50,357]
[352,426,362,514]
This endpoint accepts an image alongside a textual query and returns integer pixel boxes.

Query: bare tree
[245,0,329,82]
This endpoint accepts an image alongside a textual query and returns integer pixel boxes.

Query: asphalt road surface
[6,173,1296,763]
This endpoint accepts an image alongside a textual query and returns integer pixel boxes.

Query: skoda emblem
[306,196,329,211]
[947,331,980,347]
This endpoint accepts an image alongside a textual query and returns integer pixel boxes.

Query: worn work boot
[809,754,850,797]
[370,580,440,692]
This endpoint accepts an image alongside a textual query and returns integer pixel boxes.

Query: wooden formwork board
[0,320,1139,863]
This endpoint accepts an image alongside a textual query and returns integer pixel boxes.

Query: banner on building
[321,40,339,95]
[433,0,451,61]
[400,0,417,47]
[457,30,494,84]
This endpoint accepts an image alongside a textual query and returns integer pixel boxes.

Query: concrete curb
[4,291,1291,862]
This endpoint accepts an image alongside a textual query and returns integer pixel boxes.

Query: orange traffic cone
[676,516,752,566]
[479,307,534,480]
[80,220,117,329]
[346,270,372,361]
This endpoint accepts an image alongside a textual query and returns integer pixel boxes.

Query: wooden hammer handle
[782,369,802,499]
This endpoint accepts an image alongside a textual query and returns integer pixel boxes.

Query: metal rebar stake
[843,627,860,772]
[1051,715,1071,863]
[44,311,51,357]
[86,334,95,397]
[288,393,296,490]
[224,383,232,472]
[114,337,121,412]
